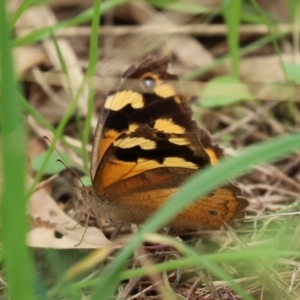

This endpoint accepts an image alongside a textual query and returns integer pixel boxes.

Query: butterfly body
[77,57,248,230]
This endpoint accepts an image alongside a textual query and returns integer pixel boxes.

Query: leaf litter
[8,0,300,298]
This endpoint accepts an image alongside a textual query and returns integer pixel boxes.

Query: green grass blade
[9,0,32,28]
[0,1,35,299]
[14,0,127,47]
[121,248,300,279]
[50,30,73,97]
[49,30,90,168]
[249,0,289,82]
[222,0,242,77]
[82,0,102,169]
[19,93,54,131]
[182,31,288,80]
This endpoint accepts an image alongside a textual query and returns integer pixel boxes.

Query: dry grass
[4,0,300,299]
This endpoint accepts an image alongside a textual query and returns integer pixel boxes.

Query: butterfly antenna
[43,136,85,187]
[56,159,85,187]
[74,212,91,247]
[43,136,70,165]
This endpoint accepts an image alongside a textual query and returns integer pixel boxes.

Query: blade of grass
[50,30,74,98]
[290,0,300,61]
[90,134,300,300]
[249,0,289,82]
[49,30,87,167]
[26,77,91,196]
[82,0,102,170]
[0,1,35,299]
[222,0,242,77]
[120,248,300,279]
[287,0,300,124]
[14,0,127,47]
[19,91,88,172]
[182,31,288,80]
[149,0,215,14]
[45,0,101,172]
[9,0,32,28]
[50,245,300,296]
[19,93,54,131]
[249,0,299,125]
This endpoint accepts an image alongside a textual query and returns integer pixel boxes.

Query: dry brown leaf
[166,35,213,68]
[15,4,89,117]
[27,180,111,249]
[27,116,87,167]
[28,135,47,160]
[257,0,291,22]
[14,46,47,76]
[239,53,294,83]
[130,0,214,67]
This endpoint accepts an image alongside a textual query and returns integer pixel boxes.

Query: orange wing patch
[94,128,204,189]
[96,167,247,229]
[177,186,248,229]
[204,147,220,165]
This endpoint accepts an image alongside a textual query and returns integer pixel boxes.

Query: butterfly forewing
[90,57,202,179]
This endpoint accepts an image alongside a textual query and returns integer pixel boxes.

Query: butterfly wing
[105,180,247,229]
[91,125,247,229]
[93,125,209,191]
[88,57,248,229]
[91,57,220,179]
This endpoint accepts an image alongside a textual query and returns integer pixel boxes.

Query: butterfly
[76,57,248,230]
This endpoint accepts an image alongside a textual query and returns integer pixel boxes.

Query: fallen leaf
[27,180,111,249]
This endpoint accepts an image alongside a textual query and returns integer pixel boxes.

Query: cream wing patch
[154,83,177,98]
[128,123,139,132]
[163,157,198,169]
[105,91,144,111]
[114,137,156,150]
[154,119,185,133]
[169,137,190,145]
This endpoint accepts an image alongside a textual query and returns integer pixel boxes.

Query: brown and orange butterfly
[77,57,248,230]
